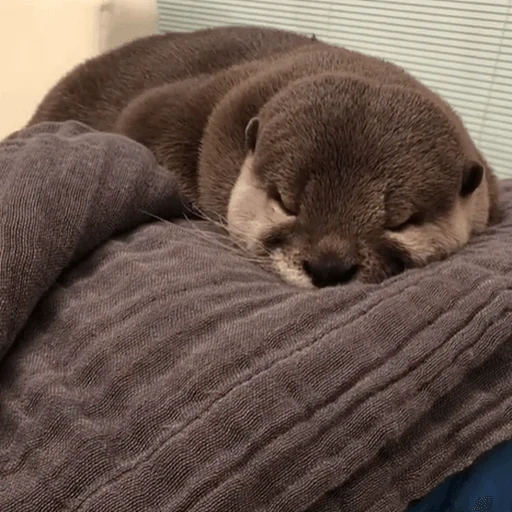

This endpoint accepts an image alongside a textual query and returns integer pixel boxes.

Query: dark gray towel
[0,121,511,512]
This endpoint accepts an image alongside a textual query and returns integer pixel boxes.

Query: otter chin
[26,26,500,288]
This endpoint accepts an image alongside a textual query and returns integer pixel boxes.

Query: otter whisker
[138,209,270,266]
[184,205,273,257]
[181,211,271,263]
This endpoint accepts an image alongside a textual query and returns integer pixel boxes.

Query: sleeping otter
[27,25,500,288]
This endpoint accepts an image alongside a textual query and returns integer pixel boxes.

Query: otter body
[29,25,500,288]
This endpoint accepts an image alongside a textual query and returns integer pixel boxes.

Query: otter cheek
[226,157,269,253]
[387,201,473,266]
[270,245,315,288]
[388,227,441,265]
[227,155,297,255]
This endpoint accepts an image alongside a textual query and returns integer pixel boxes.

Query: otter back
[27,26,318,131]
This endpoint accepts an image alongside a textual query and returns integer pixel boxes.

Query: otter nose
[303,254,358,288]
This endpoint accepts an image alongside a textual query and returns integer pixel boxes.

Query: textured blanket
[0,121,511,512]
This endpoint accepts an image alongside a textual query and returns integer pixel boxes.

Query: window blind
[156,0,512,179]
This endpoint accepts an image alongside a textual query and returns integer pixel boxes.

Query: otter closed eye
[269,186,297,217]
[387,213,424,232]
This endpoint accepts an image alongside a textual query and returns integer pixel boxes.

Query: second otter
[28,26,500,288]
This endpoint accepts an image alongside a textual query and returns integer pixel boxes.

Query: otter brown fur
[28,25,500,288]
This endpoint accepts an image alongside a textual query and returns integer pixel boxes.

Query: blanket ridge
[0,122,183,361]
[0,122,511,512]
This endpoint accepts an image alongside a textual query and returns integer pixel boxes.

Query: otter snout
[303,253,358,287]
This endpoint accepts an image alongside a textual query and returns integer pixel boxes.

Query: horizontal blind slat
[163,3,509,38]
[163,0,511,21]
[157,0,512,178]
[162,7,511,51]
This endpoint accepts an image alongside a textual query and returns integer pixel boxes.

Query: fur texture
[28,25,500,287]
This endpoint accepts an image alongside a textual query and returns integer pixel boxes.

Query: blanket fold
[0,122,183,360]
[0,122,511,512]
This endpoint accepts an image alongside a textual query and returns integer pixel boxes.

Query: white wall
[0,0,158,139]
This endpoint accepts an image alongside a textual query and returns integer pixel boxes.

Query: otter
[27,25,500,288]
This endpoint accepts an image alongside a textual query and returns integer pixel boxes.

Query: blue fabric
[407,440,512,512]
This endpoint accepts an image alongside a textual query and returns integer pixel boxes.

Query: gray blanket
[1,121,511,512]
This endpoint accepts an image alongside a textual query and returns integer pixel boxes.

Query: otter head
[226,73,493,288]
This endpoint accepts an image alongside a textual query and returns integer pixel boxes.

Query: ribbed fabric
[0,121,511,512]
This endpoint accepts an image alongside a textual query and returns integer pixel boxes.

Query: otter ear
[244,117,259,153]
[460,160,484,197]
